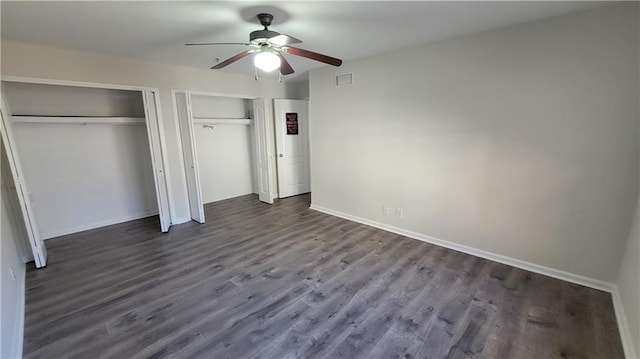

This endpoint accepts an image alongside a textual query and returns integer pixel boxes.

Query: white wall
[1,40,296,224]
[194,124,254,203]
[1,139,27,359]
[309,3,639,283]
[13,123,158,239]
[4,82,158,239]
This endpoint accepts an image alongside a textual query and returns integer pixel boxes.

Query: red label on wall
[286,113,298,135]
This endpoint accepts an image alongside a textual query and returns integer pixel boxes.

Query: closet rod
[193,118,252,126]
[12,116,146,125]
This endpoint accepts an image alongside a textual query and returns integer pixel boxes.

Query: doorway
[273,99,310,198]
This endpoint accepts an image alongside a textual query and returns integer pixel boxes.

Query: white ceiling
[1,1,609,82]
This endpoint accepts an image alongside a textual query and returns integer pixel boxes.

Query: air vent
[336,73,353,87]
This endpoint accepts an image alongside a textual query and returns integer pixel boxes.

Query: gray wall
[3,82,145,117]
[309,3,639,282]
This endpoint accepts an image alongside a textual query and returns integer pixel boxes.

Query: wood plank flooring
[23,194,624,359]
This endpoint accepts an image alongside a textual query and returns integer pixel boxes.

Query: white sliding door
[142,90,172,232]
[0,97,47,267]
[273,99,310,198]
[253,98,275,204]
[176,92,204,223]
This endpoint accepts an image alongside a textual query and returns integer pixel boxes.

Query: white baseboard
[309,204,614,293]
[42,211,159,240]
[612,286,639,359]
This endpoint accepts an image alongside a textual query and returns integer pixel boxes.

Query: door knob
[279,154,284,158]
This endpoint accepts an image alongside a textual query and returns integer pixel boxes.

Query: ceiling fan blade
[186,42,250,46]
[284,46,342,67]
[211,50,252,69]
[276,53,295,75]
[267,34,302,46]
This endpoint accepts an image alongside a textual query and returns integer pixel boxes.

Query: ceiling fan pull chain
[254,66,259,81]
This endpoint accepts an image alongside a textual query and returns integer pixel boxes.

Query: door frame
[1,75,175,234]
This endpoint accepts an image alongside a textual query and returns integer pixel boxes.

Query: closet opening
[175,91,276,223]
[1,78,172,267]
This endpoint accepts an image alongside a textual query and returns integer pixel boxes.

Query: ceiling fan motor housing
[250,29,280,43]
[251,13,279,43]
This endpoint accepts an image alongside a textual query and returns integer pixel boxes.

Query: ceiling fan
[186,13,342,76]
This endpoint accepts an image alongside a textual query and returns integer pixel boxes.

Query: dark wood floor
[23,194,623,359]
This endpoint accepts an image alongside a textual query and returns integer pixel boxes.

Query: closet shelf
[193,118,252,126]
[11,116,146,125]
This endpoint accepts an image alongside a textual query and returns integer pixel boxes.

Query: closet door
[273,99,310,198]
[0,97,47,267]
[253,98,275,204]
[142,90,172,232]
[176,92,205,223]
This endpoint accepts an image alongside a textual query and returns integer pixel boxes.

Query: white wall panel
[13,123,158,239]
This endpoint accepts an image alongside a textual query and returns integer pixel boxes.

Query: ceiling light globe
[254,51,280,72]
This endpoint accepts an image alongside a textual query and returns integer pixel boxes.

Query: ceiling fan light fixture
[188,13,341,74]
[254,51,280,72]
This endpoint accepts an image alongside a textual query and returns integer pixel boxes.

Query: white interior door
[274,99,310,198]
[176,92,205,222]
[253,98,275,204]
[0,97,47,267]
[142,90,172,232]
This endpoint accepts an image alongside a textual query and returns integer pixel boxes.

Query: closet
[1,79,171,267]
[176,91,276,223]
[190,95,255,203]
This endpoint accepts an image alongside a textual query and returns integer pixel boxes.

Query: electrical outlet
[396,208,403,219]
[382,205,390,215]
